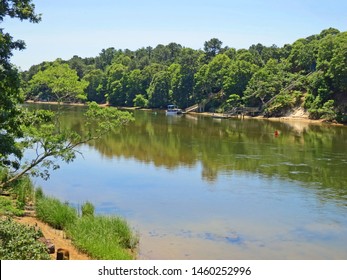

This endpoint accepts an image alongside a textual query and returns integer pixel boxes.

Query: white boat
[166,104,183,115]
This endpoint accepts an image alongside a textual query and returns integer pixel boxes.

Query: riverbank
[0,185,138,260]
[186,107,347,127]
[25,100,345,126]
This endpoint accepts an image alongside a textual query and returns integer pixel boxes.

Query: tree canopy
[19,28,347,121]
[28,61,88,102]
[0,0,41,171]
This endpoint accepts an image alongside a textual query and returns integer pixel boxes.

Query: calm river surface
[28,104,347,259]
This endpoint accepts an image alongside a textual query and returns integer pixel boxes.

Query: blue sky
[3,0,347,70]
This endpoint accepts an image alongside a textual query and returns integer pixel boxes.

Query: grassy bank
[0,172,138,260]
[35,190,138,260]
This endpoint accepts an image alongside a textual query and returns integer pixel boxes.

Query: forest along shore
[21,29,347,124]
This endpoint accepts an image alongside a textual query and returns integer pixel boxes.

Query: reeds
[35,196,77,230]
[35,193,138,259]
[66,215,138,260]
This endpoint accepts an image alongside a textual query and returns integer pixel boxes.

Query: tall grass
[66,216,138,260]
[10,176,35,209]
[1,174,138,260]
[35,194,138,259]
[35,196,77,230]
[0,169,34,210]
[81,201,94,217]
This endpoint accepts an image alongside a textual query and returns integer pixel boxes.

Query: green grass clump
[81,201,95,217]
[0,196,24,217]
[35,187,45,201]
[35,196,138,259]
[66,215,138,260]
[35,196,77,230]
[9,176,35,209]
[0,170,35,211]
[0,218,50,260]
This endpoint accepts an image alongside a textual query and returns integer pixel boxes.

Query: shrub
[336,113,347,123]
[0,196,24,216]
[308,99,336,120]
[81,201,95,217]
[264,91,299,117]
[0,218,50,260]
[133,94,148,108]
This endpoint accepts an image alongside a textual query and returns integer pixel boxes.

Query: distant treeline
[21,28,347,121]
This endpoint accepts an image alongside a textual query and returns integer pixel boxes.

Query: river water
[28,104,347,259]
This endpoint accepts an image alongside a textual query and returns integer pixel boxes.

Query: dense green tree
[82,69,107,103]
[194,54,232,105]
[67,55,90,78]
[194,64,211,103]
[244,59,294,106]
[147,70,171,108]
[113,53,132,67]
[123,69,146,106]
[166,42,183,63]
[141,63,167,90]
[204,38,223,59]
[223,60,258,98]
[249,43,281,64]
[105,63,127,106]
[305,31,346,118]
[236,49,262,66]
[316,34,336,73]
[206,54,232,93]
[318,27,340,39]
[224,48,237,60]
[29,61,88,102]
[0,0,41,170]
[107,80,125,106]
[176,48,201,107]
[152,44,170,64]
[288,38,318,73]
[150,43,182,65]
[327,32,347,93]
[168,63,185,107]
[133,94,148,108]
[95,47,119,70]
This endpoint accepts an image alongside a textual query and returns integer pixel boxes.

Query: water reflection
[29,104,347,199]
[98,113,345,193]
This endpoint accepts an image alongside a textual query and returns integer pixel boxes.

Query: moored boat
[166,104,183,115]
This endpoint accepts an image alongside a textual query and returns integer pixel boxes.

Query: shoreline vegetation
[0,175,138,260]
[24,100,345,126]
[21,28,347,125]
